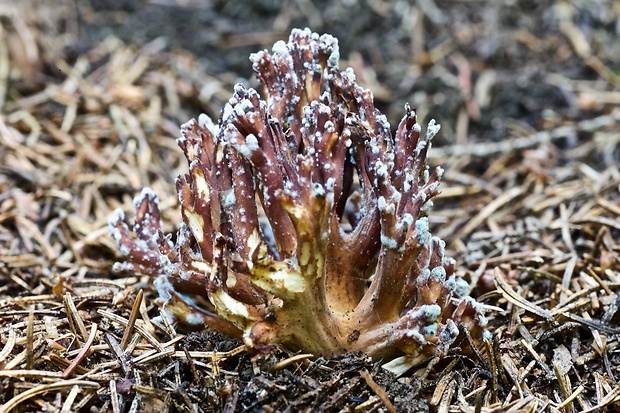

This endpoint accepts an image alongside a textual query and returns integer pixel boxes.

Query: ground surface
[1,0,620,412]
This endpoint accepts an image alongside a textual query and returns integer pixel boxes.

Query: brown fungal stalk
[109,28,488,371]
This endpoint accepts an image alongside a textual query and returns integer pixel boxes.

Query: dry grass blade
[268,353,315,372]
[62,323,98,379]
[359,369,397,413]
[493,268,553,321]
[0,328,16,363]
[120,289,143,350]
[0,380,100,413]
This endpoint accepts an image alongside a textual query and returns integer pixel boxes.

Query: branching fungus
[110,28,488,370]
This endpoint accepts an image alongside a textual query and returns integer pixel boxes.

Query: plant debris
[1,0,620,412]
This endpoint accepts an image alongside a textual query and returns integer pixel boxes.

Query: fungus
[109,28,487,372]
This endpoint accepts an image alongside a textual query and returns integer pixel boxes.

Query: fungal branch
[110,28,488,370]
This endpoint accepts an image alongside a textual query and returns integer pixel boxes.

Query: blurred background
[5,0,620,146]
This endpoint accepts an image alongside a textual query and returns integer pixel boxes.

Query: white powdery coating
[403,173,413,193]
[108,209,125,237]
[180,118,196,131]
[430,266,446,282]
[319,104,331,115]
[415,140,427,156]
[436,166,445,180]
[324,120,335,133]
[233,133,259,158]
[222,102,234,122]
[133,187,160,209]
[375,161,389,179]
[377,112,390,126]
[313,182,325,198]
[416,217,430,245]
[325,177,336,204]
[328,49,340,67]
[421,200,434,213]
[426,119,441,139]
[344,67,356,83]
[405,304,442,344]
[454,277,470,297]
[223,189,236,208]
[183,312,205,326]
[198,113,219,135]
[411,304,441,322]
[396,212,413,231]
[271,40,289,56]
[437,320,459,352]
[154,273,175,301]
[380,234,398,249]
[377,196,386,210]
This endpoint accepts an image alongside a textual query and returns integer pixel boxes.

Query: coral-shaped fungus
[110,28,487,371]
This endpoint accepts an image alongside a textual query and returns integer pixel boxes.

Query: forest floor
[1,0,620,411]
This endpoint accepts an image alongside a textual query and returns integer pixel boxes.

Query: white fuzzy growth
[377,196,386,210]
[404,304,441,345]
[233,83,246,95]
[426,119,441,140]
[154,274,175,301]
[133,187,159,209]
[222,102,234,122]
[375,161,388,179]
[108,208,125,236]
[325,177,336,204]
[313,182,325,198]
[391,190,401,203]
[376,113,390,131]
[436,166,444,180]
[249,51,267,65]
[271,40,289,56]
[180,118,196,131]
[396,213,413,231]
[184,312,205,326]
[421,200,434,213]
[324,120,335,133]
[430,266,446,282]
[198,113,219,136]
[344,67,356,83]
[413,123,421,133]
[246,134,259,151]
[223,189,236,208]
[415,140,427,156]
[380,234,398,249]
[403,173,413,193]
[328,49,340,67]
[416,217,430,245]
[454,277,470,297]
[319,104,331,115]
[410,304,441,322]
[418,268,431,284]
[197,113,209,126]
